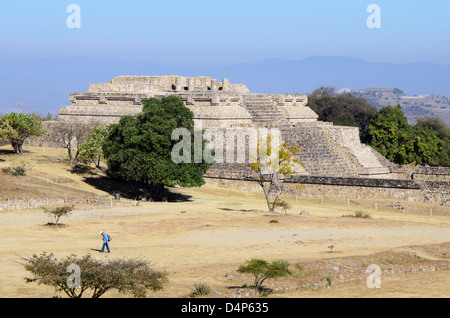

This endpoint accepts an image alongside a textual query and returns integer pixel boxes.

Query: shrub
[2,165,27,176]
[190,283,212,297]
[354,210,371,219]
[272,259,291,274]
[272,199,292,214]
[294,264,311,277]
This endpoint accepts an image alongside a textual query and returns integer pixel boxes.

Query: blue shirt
[102,233,109,243]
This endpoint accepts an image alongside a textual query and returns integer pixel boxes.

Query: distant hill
[0,56,449,126]
[339,88,450,125]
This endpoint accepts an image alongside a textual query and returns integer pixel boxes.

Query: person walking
[100,231,111,253]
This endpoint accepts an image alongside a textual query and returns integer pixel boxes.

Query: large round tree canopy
[102,95,211,200]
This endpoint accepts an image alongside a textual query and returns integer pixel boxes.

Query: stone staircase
[280,122,391,177]
[243,95,287,127]
[326,127,390,176]
[238,95,391,178]
[281,123,360,177]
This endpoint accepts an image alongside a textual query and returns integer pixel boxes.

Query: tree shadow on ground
[219,208,261,212]
[227,285,273,295]
[0,148,14,155]
[0,148,31,155]
[43,223,67,227]
[82,176,193,202]
[70,164,100,176]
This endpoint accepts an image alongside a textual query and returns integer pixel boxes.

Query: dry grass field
[0,146,449,298]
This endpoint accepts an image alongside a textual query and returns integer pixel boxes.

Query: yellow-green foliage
[250,135,303,213]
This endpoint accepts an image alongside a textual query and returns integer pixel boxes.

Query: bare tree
[53,121,97,165]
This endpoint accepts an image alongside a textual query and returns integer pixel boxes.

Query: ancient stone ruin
[56,75,449,205]
[58,75,391,178]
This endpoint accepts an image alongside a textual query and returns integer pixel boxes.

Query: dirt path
[1,186,448,298]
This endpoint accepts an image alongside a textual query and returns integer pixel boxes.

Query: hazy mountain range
[0,56,449,125]
[341,88,450,125]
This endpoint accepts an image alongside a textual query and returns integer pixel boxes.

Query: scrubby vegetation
[237,259,292,293]
[2,165,27,176]
[20,253,167,298]
[190,283,212,297]
[42,205,74,225]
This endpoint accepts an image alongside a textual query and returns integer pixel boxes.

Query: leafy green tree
[367,105,443,165]
[367,105,414,164]
[416,117,450,167]
[237,259,292,292]
[412,124,444,166]
[78,125,110,171]
[0,117,19,143]
[307,86,377,134]
[0,111,44,153]
[21,253,167,298]
[102,96,211,201]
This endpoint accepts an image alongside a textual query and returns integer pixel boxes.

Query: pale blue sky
[0,0,449,66]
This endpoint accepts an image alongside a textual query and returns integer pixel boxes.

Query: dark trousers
[101,242,110,252]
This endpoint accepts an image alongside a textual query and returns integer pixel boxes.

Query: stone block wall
[413,167,450,182]
[203,173,450,206]
[87,75,250,94]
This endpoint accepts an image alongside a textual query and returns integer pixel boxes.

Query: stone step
[358,166,391,175]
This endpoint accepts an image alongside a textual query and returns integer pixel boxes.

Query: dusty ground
[0,146,449,298]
